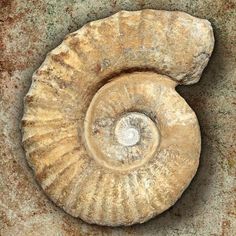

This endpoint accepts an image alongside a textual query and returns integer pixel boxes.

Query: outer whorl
[21,10,214,226]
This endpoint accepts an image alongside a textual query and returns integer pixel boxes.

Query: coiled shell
[22,10,214,226]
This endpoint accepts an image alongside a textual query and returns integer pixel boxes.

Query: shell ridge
[107,176,118,225]
[45,163,79,208]
[135,172,154,212]
[95,173,113,224]
[131,172,153,220]
[22,125,76,148]
[78,170,102,219]
[38,76,79,104]
[40,153,79,189]
[67,161,95,215]
[81,172,107,223]
[76,171,102,215]
[27,135,78,171]
[59,160,90,213]
[124,175,140,223]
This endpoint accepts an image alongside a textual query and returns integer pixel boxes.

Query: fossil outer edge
[21,10,214,226]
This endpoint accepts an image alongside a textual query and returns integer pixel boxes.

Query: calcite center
[116,127,140,146]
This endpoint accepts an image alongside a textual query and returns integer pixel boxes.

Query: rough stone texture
[0,0,235,235]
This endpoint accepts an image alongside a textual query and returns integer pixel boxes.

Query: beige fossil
[21,10,214,226]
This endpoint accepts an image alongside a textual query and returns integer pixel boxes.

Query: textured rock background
[0,0,235,235]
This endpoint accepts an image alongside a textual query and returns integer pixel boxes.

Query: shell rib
[22,10,214,226]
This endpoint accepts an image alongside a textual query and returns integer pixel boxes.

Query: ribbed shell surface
[21,10,214,226]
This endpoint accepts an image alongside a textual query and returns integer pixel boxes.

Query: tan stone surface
[0,1,235,235]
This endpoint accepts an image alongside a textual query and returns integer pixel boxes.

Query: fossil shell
[21,10,214,226]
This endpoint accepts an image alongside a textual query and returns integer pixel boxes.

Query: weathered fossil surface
[21,10,214,226]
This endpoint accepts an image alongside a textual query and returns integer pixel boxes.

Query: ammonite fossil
[21,10,214,226]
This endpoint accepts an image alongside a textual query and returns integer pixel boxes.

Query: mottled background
[0,0,235,235]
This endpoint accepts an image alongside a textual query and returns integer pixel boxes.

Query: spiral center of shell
[116,127,140,146]
[84,73,163,171]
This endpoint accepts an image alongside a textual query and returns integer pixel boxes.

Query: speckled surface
[0,0,235,235]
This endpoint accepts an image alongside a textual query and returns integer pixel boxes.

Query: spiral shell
[22,10,214,226]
